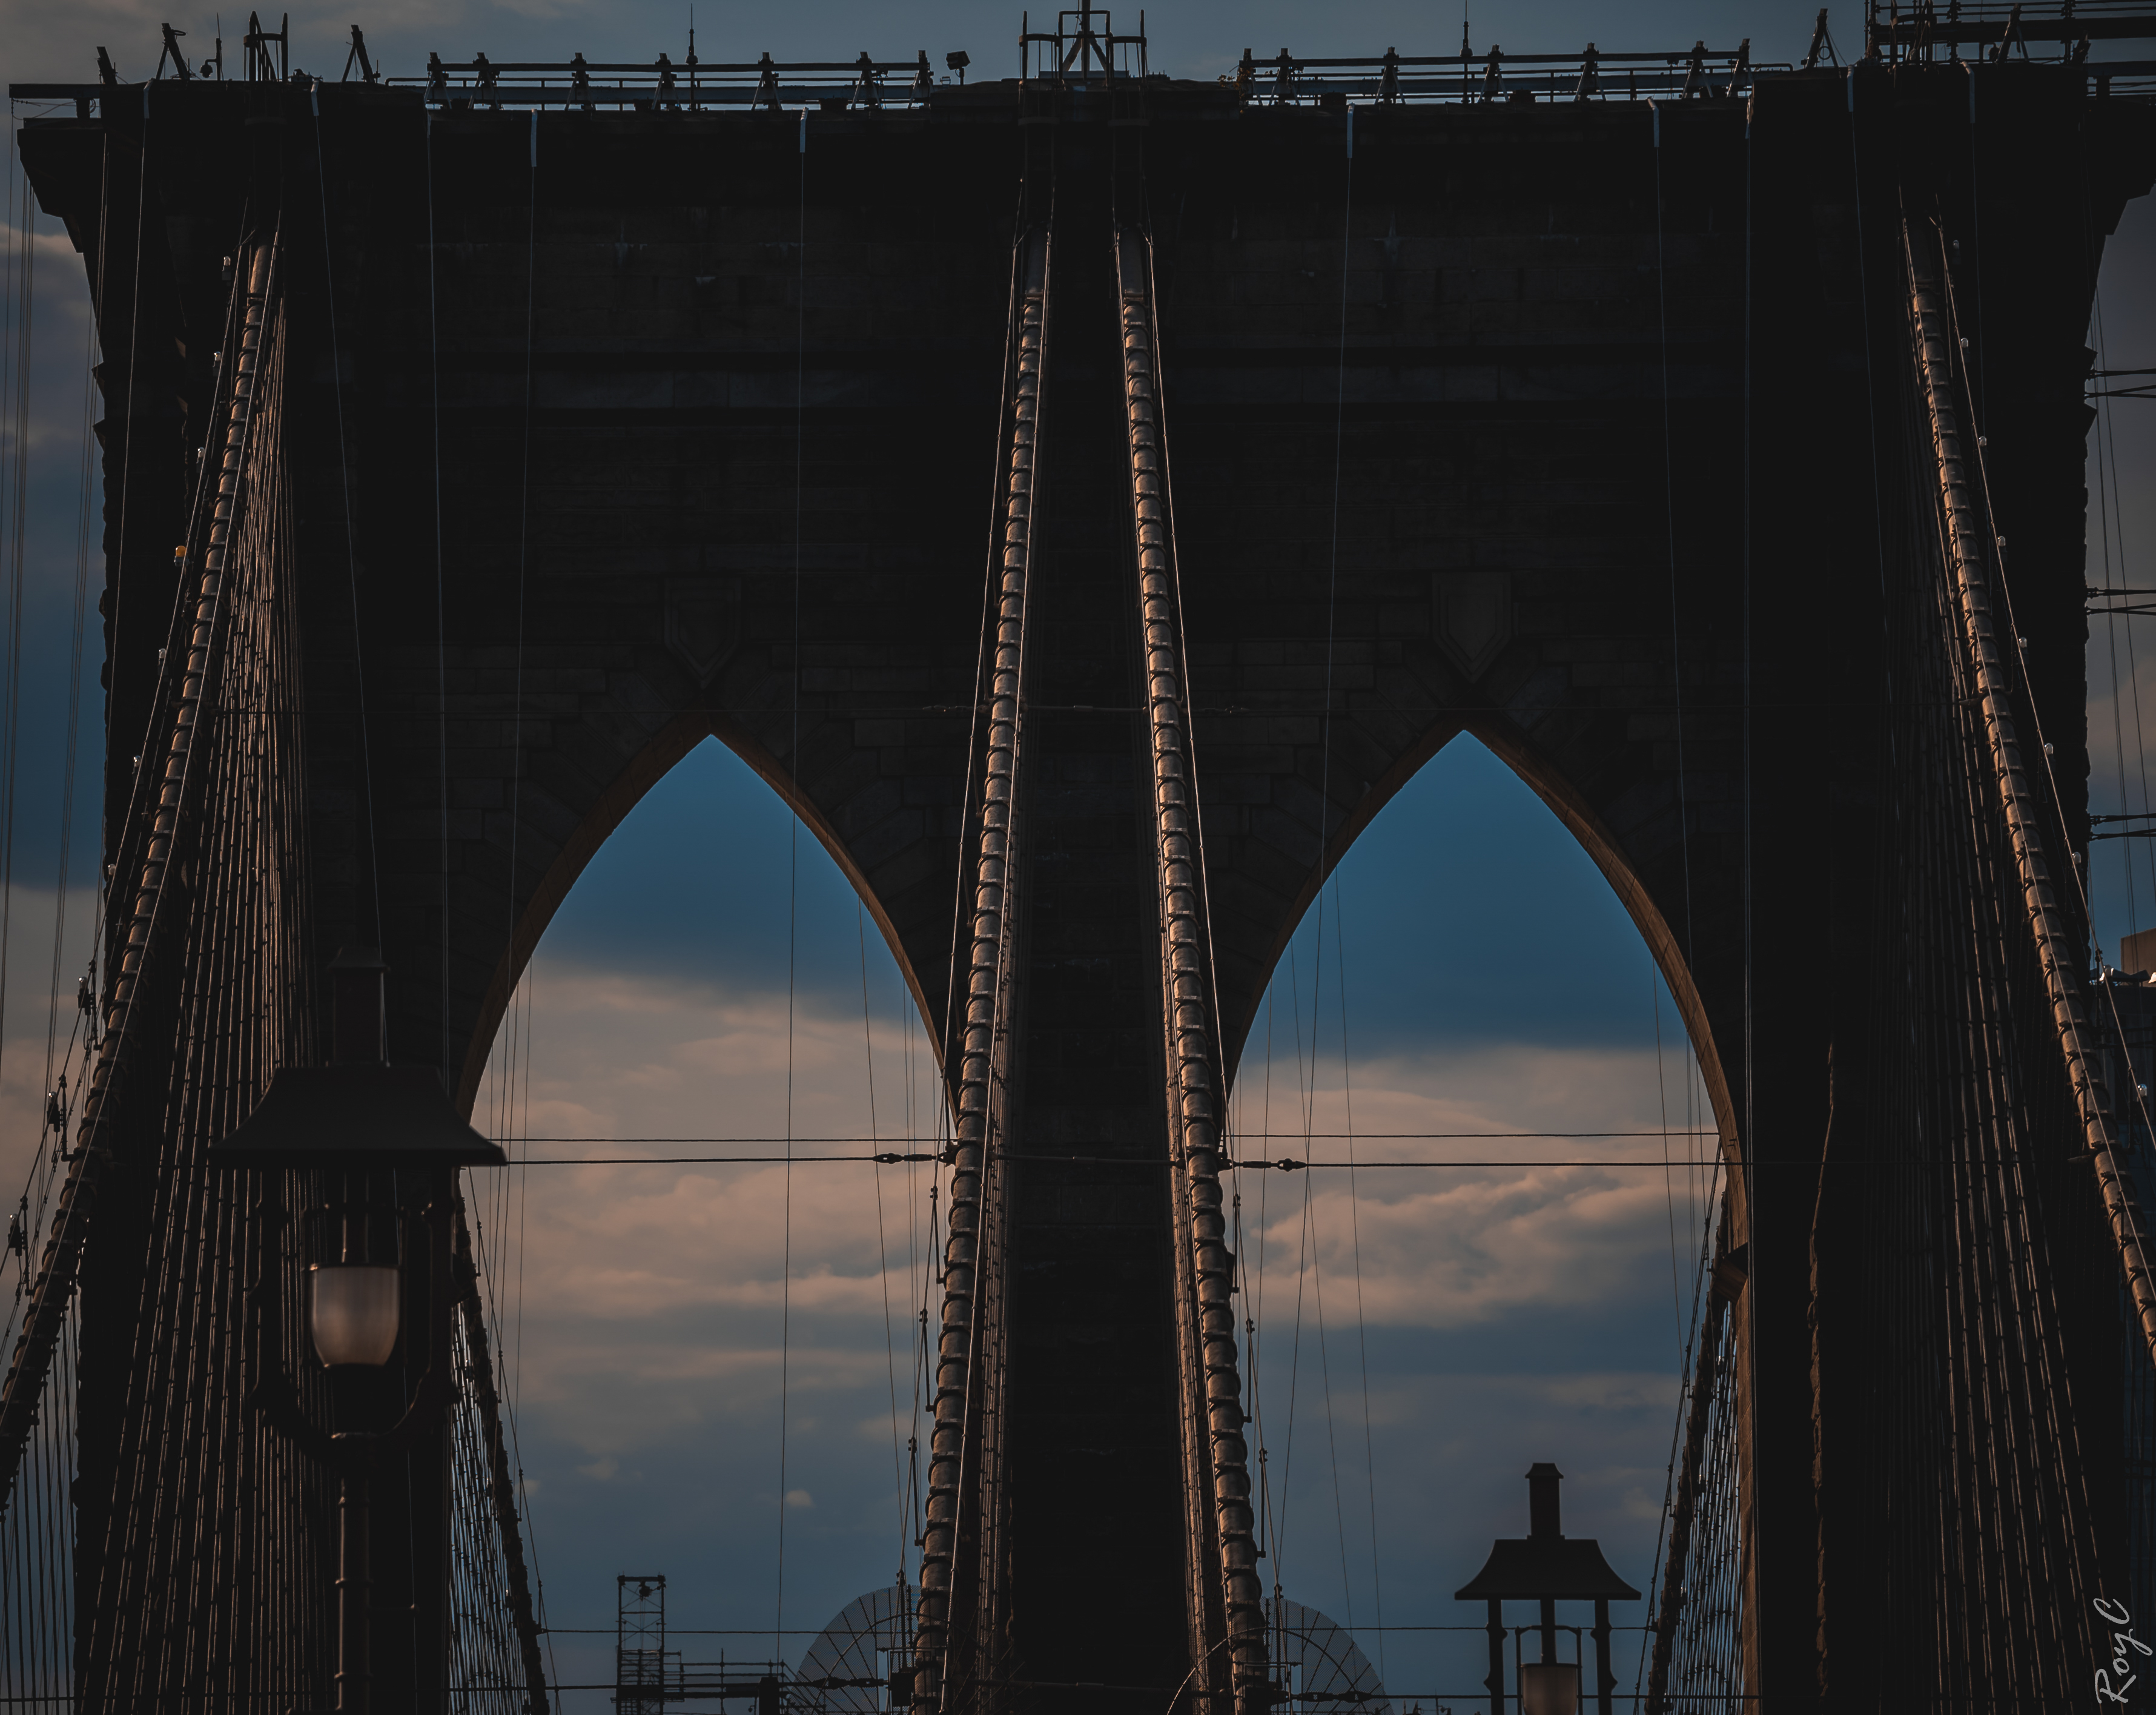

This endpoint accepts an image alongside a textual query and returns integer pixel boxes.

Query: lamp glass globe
[309,1263,402,1367]
[1520,1662,1580,1715]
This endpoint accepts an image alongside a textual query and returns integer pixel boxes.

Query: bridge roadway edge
[15,63,2156,1706]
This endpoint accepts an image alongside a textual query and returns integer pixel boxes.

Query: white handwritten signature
[2096,1596,2152,1704]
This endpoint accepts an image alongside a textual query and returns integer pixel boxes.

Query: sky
[0,2,2151,1710]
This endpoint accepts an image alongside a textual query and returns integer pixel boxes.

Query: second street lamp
[213,948,505,1714]
[1457,1462,1641,1715]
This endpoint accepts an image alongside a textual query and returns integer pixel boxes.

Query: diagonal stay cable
[0,225,284,1508]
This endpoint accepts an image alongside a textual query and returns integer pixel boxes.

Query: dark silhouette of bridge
[5,5,2156,1709]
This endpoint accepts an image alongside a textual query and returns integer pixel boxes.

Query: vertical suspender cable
[511,96,538,1441]
[426,111,451,1086]
[1644,85,1757,1700]
[1327,892,1383,1682]
[1276,943,1312,1582]
[1306,106,1353,1167]
[1739,93,1761,1702]
[309,84,382,953]
[31,142,99,1255]
[777,103,806,1665]
[0,119,33,1089]
[1281,102,1357,1682]
[446,100,555,1707]
[425,101,464,1708]
[1963,65,1986,431]
[505,106,557,1710]
[103,87,150,868]
[862,901,908,1573]
[0,113,42,1712]
[51,134,112,1147]
[1650,101,1696,965]
[1249,983,1279,1656]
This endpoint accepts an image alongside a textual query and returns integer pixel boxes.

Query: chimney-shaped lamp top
[329,947,386,1066]
[1527,1461,1564,1539]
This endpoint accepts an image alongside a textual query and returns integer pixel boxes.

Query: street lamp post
[1456,1463,1641,1715]
[212,949,506,1714]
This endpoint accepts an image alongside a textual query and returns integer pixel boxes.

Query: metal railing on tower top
[14,1,2156,117]
[1019,5,1149,84]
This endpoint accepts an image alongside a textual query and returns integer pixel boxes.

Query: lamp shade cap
[210,1064,507,1168]
[1455,1536,1641,1602]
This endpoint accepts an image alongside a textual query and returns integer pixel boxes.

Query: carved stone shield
[1432,571,1513,681]
[664,577,743,685]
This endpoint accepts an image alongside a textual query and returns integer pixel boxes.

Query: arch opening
[1226,731,1731,1708]
[466,735,946,1673]
[1235,722,1741,1214]
[456,716,942,1118]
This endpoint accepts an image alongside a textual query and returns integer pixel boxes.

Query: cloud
[0,224,99,489]
[1227,1040,1722,1333]
[477,950,1719,1372]
[443,897,1711,1705]
[466,945,1715,1487]
[1244,1162,1702,1330]
[468,953,942,1357]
